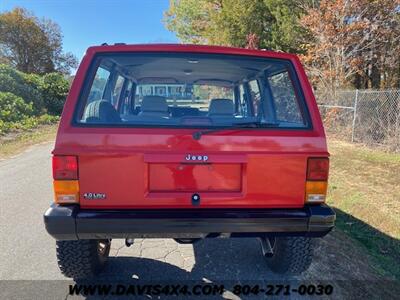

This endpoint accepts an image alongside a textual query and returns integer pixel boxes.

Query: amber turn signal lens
[305,181,328,203]
[53,180,79,204]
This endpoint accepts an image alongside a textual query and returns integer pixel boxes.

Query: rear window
[76,53,310,128]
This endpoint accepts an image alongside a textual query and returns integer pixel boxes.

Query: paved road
[1,143,63,280]
[0,142,394,299]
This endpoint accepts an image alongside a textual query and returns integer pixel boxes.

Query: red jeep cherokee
[44,44,335,279]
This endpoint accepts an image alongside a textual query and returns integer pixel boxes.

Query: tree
[0,7,78,75]
[164,0,212,44]
[364,1,400,89]
[300,0,400,90]
[208,0,275,49]
[164,0,312,52]
[165,0,399,90]
[262,0,314,53]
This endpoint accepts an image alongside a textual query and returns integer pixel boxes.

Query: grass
[327,139,400,279]
[0,124,58,159]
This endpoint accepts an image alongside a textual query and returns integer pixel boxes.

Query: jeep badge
[185,154,208,162]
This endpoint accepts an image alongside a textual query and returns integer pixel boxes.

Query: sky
[0,0,178,61]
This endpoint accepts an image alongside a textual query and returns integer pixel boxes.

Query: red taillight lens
[52,156,78,180]
[307,158,329,181]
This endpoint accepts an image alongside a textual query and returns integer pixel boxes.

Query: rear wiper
[192,122,278,140]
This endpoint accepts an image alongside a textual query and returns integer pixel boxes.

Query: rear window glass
[87,67,110,103]
[112,75,125,107]
[76,53,309,128]
[268,71,303,124]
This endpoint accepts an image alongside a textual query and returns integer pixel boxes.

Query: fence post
[351,89,359,142]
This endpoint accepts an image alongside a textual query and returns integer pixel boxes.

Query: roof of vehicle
[86,43,299,61]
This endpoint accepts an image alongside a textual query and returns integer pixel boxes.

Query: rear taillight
[305,157,329,203]
[52,156,78,180]
[52,156,79,204]
[307,158,329,181]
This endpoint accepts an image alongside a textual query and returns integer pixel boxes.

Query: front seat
[138,96,169,117]
[208,98,234,117]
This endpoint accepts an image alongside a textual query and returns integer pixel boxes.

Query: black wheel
[56,239,111,279]
[264,237,316,275]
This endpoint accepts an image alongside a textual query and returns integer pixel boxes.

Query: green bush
[0,92,34,122]
[0,64,44,113]
[0,64,68,135]
[0,64,69,116]
[0,114,59,135]
[39,73,69,115]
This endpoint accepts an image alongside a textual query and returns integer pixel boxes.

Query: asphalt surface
[1,142,397,299]
[1,143,63,280]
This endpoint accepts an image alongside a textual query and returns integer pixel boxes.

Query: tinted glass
[112,75,125,106]
[87,67,110,103]
[77,53,309,128]
[268,71,303,124]
[249,80,261,116]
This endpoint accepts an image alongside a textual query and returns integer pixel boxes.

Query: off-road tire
[264,237,316,275]
[56,239,111,279]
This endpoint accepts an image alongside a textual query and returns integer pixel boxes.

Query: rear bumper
[44,204,335,240]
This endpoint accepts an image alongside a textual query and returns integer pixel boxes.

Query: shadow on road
[78,238,295,299]
[73,207,400,299]
[100,238,287,281]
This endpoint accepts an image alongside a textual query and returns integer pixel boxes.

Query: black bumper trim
[44,204,335,240]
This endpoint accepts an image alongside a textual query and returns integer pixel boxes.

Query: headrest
[208,99,234,116]
[141,96,168,112]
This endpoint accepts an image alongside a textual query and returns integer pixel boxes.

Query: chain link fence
[316,89,400,152]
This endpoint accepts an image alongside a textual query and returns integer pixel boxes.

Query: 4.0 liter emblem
[185,154,208,162]
[83,192,106,200]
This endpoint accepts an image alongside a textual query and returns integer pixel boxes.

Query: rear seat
[208,98,234,117]
[138,96,169,117]
[121,95,169,121]
[122,97,236,122]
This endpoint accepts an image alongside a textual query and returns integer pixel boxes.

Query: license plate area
[148,163,242,192]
